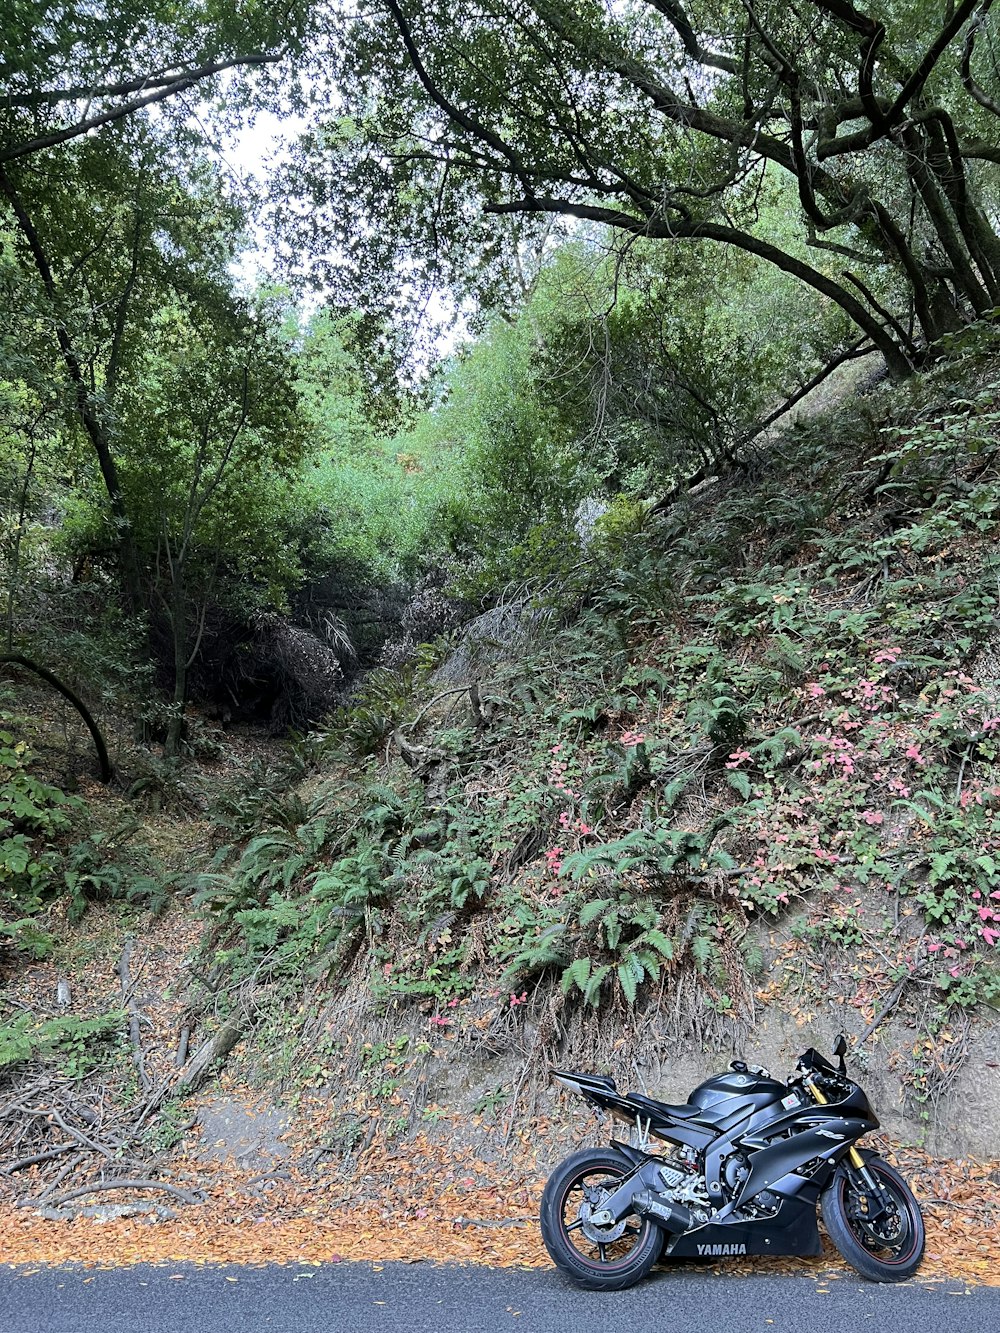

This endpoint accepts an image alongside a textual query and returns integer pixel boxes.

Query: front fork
[804,1076,889,1217]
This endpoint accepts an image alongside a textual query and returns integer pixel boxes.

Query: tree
[0,0,307,165]
[118,294,305,755]
[1,108,305,747]
[302,0,1000,380]
[0,1,311,606]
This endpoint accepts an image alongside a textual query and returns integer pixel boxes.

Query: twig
[44,1107,115,1160]
[955,743,973,805]
[118,937,152,1093]
[402,686,471,732]
[33,1152,85,1201]
[243,1170,291,1188]
[857,940,927,1047]
[503,1035,541,1149]
[40,1178,205,1208]
[2,1143,75,1175]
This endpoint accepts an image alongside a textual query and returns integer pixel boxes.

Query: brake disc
[577,1194,628,1244]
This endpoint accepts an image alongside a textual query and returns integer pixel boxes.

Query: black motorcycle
[541,1037,924,1289]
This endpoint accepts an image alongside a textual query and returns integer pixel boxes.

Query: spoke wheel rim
[556,1164,650,1272]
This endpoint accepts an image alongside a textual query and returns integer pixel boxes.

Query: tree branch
[486,196,915,377]
[0,655,112,782]
[4,53,283,109]
[0,54,282,163]
[961,3,1000,119]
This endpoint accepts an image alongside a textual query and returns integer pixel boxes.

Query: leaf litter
[1,1118,998,1286]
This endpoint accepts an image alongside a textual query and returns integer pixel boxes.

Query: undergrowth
[182,339,1000,1117]
[7,335,1000,1123]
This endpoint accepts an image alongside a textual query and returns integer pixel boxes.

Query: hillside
[4,325,1000,1286]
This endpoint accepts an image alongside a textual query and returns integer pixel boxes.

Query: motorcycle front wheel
[821,1155,925,1282]
[539,1147,662,1291]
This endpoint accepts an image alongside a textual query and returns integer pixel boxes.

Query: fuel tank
[688,1069,786,1124]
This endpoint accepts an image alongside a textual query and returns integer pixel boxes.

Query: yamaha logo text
[696,1243,748,1256]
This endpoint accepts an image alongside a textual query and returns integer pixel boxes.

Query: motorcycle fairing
[664,1193,822,1259]
[553,1071,718,1150]
[709,1112,877,1212]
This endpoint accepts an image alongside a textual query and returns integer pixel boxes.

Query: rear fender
[609,1140,650,1169]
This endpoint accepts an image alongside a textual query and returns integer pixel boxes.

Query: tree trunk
[164,569,187,758]
[0,166,143,611]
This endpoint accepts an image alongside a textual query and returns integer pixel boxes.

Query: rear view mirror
[833,1033,848,1073]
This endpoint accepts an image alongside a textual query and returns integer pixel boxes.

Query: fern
[642,928,675,959]
[504,922,568,983]
[0,1010,125,1073]
[691,933,715,972]
[560,956,592,996]
[579,897,614,927]
[0,918,54,959]
[582,963,611,1005]
[620,954,647,1002]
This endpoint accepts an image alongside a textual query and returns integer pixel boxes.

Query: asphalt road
[1,1262,995,1333]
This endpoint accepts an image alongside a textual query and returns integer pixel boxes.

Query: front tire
[821,1155,924,1282]
[539,1147,662,1291]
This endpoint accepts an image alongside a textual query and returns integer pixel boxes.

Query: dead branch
[1,1142,76,1175]
[174,1014,246,1095]
[175,1025,191,1068]
[118,937,152,1094]
[402,685,472,731]
[0,654,112,781]
[40,1178,205,1208]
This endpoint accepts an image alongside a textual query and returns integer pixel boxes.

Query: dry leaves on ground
[1,1131,998,1286]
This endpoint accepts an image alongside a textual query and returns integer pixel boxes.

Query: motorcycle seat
[627,1093,706,1121]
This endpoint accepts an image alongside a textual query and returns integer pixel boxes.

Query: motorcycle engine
[723,1151,780,1218]
[723,1151,749,1195]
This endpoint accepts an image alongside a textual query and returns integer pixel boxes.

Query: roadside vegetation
[2,0,1000,1247]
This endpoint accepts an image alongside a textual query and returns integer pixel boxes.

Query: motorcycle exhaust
[631,1190,692,1233]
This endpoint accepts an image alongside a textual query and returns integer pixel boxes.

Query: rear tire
[821,1156,924,1282]
[539,1147,662,1291]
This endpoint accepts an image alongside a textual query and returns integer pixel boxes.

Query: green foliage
[395,238,855,596]
[0,1009,125,1076]
[0,729,79,907]
[183,344,1000,1049]
[297,0,1000,383]
[0,726,178,925]
[0,916,54,959]
[323,668,419,757]
[294,311,464,581]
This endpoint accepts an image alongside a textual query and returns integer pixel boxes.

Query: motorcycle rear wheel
[821,1155,924,1282]
[539,1147,661,1291]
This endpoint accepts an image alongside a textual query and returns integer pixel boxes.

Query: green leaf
[691,935,714,972]
[583,964,611,1006]
[604,914,622,952]
[642,928,674,959]
[561,956,591,995]
[579,897,613,928]
[660,774,690,808]
[617,957,642,1005]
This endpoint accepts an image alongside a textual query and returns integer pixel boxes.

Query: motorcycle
[541,1036,924,1289]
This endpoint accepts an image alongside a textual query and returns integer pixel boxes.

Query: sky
[215,102,466,363]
